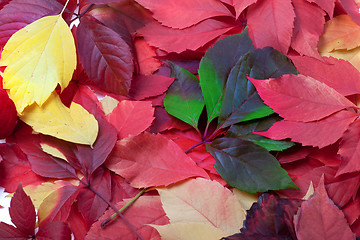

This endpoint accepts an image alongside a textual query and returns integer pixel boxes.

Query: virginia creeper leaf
[291,0,325,59]
[129,74,174,100]
[198,29,254,124]
[247,0,295,54]
[106,132,209,188]
[138,19,236,53]
[9,184,36,236]
[0,87,17,138]
[36,221,71,240]
[0,222,28,239]
[156,178,245,235]
[339,0,360,27]
[0,14,76,113]
[86,196,169,240]
[38,185,78,227]
[106,100,155,139]
[306,0,335,19]
[232,0,258,18]
[249,74,358,122]
[135,0,232,29]
[291,55,360,96]
[294,177,356,240]
[77,14,133,95]
[164,61,204,128]
[207,137,297,193]
[20,92,99,146]
[223,193,302,239]
[256,111,358,149]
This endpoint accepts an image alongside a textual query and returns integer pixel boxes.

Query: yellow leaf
[233,188,258,214]
[40,143,68,162]
[20,92,98,145]
[320,47,360,71]
[0,14,76,113]
[151,222,227,240]
[157,178,245,235]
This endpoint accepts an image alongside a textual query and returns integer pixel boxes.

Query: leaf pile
[1,0,360,239]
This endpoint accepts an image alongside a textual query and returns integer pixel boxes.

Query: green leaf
[226,117,295,151]
[207,137,297,193]
[164,61,204,129]
[218,47,297,128]
[198,28,254,124]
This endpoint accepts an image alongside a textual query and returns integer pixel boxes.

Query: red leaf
[306,0,335,19]
[77,14,134,95]
[0,222,28,240]
[249,75,357,122]
[338,119,360,176]
[138,19,236,53]
[135,0,233,29]
[339,0,360,26]
[38,185,79,227]
[86,196,169,240]
[36,221,71,240]
[134,38,163,76]
[294,177,356,240]
[106,100,154,139]
[77,168,111,226]
[0,88,17,139]
[290,55,360,96]
[256,111,358,148]
[150,107,192,133]
[129,75,174,100]
[0,142,45,192]
[247,0,295,54]
[9,184,36,236]
[110,172,140,205]
[68,202,89,240]
[232,0,257,18]
[291,0,325,59]
[106,132,209,188]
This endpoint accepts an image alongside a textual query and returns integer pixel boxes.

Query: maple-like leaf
[135,0,232,29]
[294,177,356,240]
[0,13,76,113]
[106,100,155,139]
[154,178,245,236]
[77,14,133,95]
[247,0,295,54]
[86,196,169,240]
[223,193,301,240]
[106,132,209,188]
[20,92,99,146]
[0,87,17,138]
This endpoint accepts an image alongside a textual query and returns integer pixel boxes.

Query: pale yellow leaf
[318,15,360,52]
[100,95,119,116]
[0,14,76,113]
[20,92,98,145]
[151,222,227,240]
[233,188,258,214]
[157,178,245,235]
[302,181,315,200]
[320,47,360,72]
[40,143,68,162]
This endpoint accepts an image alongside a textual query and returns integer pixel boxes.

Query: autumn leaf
[152,178,245,237]
[106,132,209,188]
[0,87,17,138]
[20,92,99,146]
[294,177,356,240]
[0,13,76,113]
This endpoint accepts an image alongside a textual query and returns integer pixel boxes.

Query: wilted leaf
[106,132,209,188]
[164,62,204,128]
[0,14,76,113]
[20,92,99,146]
[207,137,297,193]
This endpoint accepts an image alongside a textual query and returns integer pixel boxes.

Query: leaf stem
[60,0,70,15]
[87,185,144,240]
[185,140,205,154]
[101,188,147,228]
